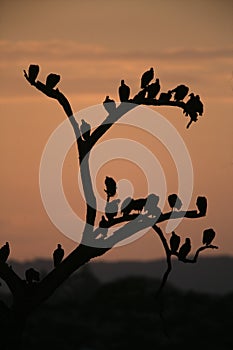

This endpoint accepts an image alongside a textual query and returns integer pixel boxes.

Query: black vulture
[171,84,189,101]
[158,90,172,103]
[119,80,130,102]
[104,176,117,202]
[141,67,154,89]
[53,244,64,267]
[133,89,147,104]
[0,242,10,264]
[202,228,216,246]
[168,194,182,211]
[194,95,204,115]
[184,93,202,128]
[80,119,91,141]
[105,199,120,221]
[25,268,40,284]
[28,64,39,83]
[121,197,134,216]
[196,196,207,215]
[178,238,191,260]
[147,78,160,99]
[103,96,116,114]
[169,231,181,253]
[46,73,60,89]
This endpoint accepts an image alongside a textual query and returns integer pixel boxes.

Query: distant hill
[3,255,233,295]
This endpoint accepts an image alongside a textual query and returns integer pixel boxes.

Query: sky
[0,0,232,262]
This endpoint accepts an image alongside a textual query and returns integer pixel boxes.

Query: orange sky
[0,0,233,262]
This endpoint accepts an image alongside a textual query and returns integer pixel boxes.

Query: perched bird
[25,268,40,284]
[158,90,172,103]
[119,80,130,102]
[28,64,39,83]
[131,198,147,213]
[53,244,64,267]
[171,84,189,101]
[141,68,154,89]
[178,238,191,260]
[196,196,207,215]
[0,242,10,264]
[202,228,216,246]
[104,176,117,202]
[105,199,120,221]
[133,89,147,104]
[169,231,181,254]
[168,194,182,211]
[46,73,60,89]
[103,96,116,114]
[194,95,204,115]
[80,119,91,141]
[147,78,160,99]
[144,193,161,217]
[121,197,134,216]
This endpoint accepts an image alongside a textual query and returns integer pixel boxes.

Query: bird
[105,199,120,221]
[194,95,204,115]
[131,198,147,213]
[171,84,189,101]
[104,176,117,202]
[80,119,91,141]
[147,78,160,99]
[158,90,172,103]
[25,268,40,284]
[0,242,10,264]
[202,228,216,246]
[141,68,154,89]
[169,231,181,254]
[196,196,207,215]
[118,80,130,102]
[121,197,134,216]
[53,244,64,267]
[144,193,161,217]
[103,96,116,114]
[28,64,39,83]
[133,89,147,104]
[178,238,191,260]
[45,73,60,89]
[168,194,182,211]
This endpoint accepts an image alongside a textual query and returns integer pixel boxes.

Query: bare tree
[0,65,217,348]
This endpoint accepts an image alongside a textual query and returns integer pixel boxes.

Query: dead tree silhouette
[0,65,217,348]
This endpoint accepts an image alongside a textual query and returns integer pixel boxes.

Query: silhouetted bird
[178,238,191,260]
[25,268,40,284]
[104,176,117,202]
[121,197,134,216]
[141,68,154,88]
[171,84,189,101]
[105,199,120,221]
[196,196,207,215]
[131,198,147,213]
[144,193,161,217]
[119,80,130,102]
[184,93,203,128]
[147,78,160,99]
[202,228,215,246]
[53,244,64,267]
[103,96,116,114]
[169,231,181,253]
[133,89,147,104]
[0,242,10,264]
[168,194,182,211]
[80,119,91,141]
[158,90,172,103]
[194,95,204,115]
[28,64,39,83]
[46,73,60,89]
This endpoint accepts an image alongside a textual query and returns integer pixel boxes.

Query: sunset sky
[0,0,232,262]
